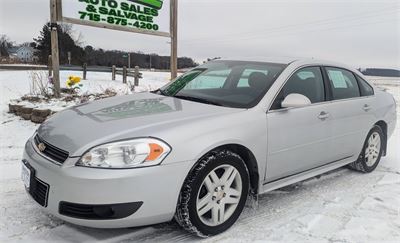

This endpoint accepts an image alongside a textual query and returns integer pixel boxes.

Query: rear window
[237,69,270,87]
[326,67,360,100]
[356,75,374,96]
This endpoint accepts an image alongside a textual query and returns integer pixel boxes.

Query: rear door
[322,67,376,160]
[266,66,335,182]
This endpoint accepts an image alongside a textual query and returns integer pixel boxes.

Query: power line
[182,7,399,43]
[181,16,398,47]
[181,7,399,43]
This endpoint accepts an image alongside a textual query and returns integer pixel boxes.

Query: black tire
[349,125,384,173]
[175,150,249,237]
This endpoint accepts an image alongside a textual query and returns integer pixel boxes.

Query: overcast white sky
[1,0,399,68]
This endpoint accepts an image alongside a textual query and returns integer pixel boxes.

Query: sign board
[60,0,171,37]
[49,0,178,97]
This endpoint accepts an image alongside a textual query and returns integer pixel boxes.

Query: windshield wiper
[152,89,169,96]
[173,95,224,107]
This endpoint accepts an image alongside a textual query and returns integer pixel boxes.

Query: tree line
[83,45,195,69]
[4,22,197,69]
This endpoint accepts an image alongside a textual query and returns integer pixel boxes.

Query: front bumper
[22,137,192,228]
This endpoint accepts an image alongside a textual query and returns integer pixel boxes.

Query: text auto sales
[78,0,161,31]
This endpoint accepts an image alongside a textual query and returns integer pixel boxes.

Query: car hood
[37,92,241,156]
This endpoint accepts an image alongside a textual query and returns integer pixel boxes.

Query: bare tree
[60,23,73,35]
[75,32,85,47]
[60,23,84,47]
[0,35,14,57]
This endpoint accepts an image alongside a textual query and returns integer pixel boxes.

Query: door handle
[363,104,372,112]
[318,111,330,120]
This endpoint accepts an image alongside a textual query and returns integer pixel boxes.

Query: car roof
[221,56,298,64]
[218,57,367,80]
[220,56,358,71]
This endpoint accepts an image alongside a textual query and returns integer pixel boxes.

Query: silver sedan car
[22,58,396,236]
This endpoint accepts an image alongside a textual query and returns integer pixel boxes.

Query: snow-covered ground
[1,70,170,111]
[0,70,399,242]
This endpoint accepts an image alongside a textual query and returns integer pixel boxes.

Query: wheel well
[213,144,259,194]
[375,120,388,156]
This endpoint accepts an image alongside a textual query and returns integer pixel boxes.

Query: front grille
[34,135,69,164]
[30,177,49,207]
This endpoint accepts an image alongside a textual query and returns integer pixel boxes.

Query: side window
[271,67,325,110]
[184,69,229,89]
[356,75,374,96]
[326,67,360,100]
[237,69,269,87]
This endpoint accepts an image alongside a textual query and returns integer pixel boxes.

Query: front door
[265,66,335,182]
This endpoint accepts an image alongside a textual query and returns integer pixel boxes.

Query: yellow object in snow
[66,76,81,87]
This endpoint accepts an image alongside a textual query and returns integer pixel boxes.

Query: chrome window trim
[267,64,376,113]
[267,95,375,114]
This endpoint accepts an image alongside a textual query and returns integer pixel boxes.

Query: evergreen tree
[34,23,84,65]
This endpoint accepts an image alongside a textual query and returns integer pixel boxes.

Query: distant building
[8,45,37,63]
[360,68,400,78]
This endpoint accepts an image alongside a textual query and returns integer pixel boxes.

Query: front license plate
[21,162,32,189]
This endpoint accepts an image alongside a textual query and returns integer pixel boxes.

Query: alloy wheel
[196,164,242,226]
[365,131,381,167]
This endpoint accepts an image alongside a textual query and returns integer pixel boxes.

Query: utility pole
[170,0,178,79]
[67,51,71,65]
[149,54,152,70]
[50,0,60,97]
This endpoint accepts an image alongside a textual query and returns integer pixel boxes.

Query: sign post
[170,0,177,79]
[53,0,178,80]
[50,0,61,97]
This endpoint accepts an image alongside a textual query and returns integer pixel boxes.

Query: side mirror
[281,93,311,108]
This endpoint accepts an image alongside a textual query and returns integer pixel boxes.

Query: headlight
[76,138,171,169]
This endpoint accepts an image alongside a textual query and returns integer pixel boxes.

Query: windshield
[158,60,286,108]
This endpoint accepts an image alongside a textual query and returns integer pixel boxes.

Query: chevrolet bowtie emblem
[38,143,46,152]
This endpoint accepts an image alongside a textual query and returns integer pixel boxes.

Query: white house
[8,45,37,63]
[16,45,37,62]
